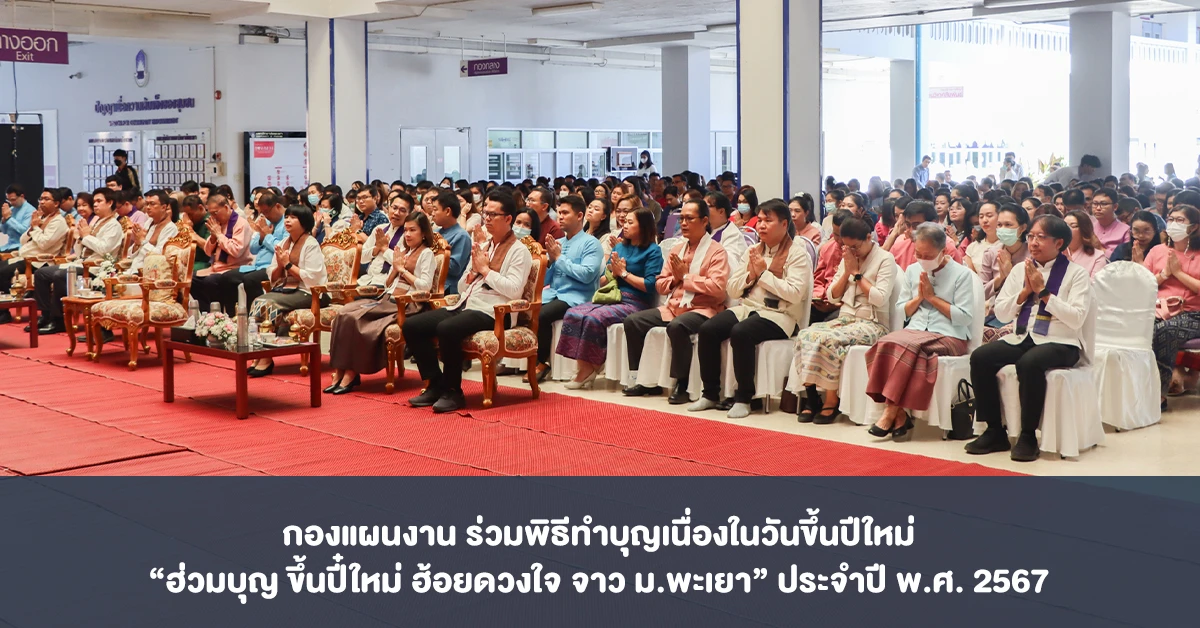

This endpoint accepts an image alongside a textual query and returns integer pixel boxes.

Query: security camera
[68,72,83,79]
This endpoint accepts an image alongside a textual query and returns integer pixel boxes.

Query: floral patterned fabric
[464,327,537,362]
[288,304,344,332]
[385,323,403,343]
[325,248,357,286]
[92,300,187,327]
[141,254,176,303]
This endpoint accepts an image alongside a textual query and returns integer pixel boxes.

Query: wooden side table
[0,298,37,348]
[61,295,104,358]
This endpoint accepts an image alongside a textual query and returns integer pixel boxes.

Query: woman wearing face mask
[791,216,896,424]
[557,183,572,201]
[864,223,976,441]
[977,203,1030,340]
[636,151,656,177]
[1110,210,1163,263]
[512,208,542,244]
[821,189,845,240]
[1146,205,1200,408]
[737,186,760,230]
[457,189,481,233]
[1063,210,1109,278]
[326,212,438,395]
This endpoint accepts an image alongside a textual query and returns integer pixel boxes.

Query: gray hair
[912,222,947,250]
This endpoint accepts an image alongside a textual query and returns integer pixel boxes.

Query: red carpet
[0,324,1017,477]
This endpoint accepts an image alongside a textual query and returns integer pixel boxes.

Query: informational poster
[488,153,502,180]
[82,130,140,192]
[142,128,209,189]
[244,131,307,201]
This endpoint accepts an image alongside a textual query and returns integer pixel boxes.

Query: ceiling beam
[585,32,697,49]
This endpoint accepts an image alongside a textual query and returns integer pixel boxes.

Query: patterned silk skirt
[864,329,968,411]
[793,315,888,390]
[556,292,652,366]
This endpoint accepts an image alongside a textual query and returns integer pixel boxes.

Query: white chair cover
[1091,262,1160,430]
[839,270,984,428]
[994,299,1104,458]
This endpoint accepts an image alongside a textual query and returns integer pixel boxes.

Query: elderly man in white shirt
[967,214,1092,463]
[403,189,533,414]
[704,191,749,266]
[32,187,126,334]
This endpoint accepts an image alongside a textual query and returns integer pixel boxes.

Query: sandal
[1168,379,1186,397]
[798,387,820,423]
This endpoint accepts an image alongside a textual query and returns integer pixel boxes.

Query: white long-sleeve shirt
[266,236,327,292]
[994,256,1091,349]
[128,220,179,272]
[77,216,125,261]
[18,213,69,264]
[452,235,533,320]
[726,238,813,335]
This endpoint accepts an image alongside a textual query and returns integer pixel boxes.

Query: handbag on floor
[948,379,976,441]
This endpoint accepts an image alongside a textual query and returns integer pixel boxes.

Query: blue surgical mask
[825,202,837,214]
[307,194,320,206]
[737,203,751,215]
[997,227,1020,247]
[513,226,532,240]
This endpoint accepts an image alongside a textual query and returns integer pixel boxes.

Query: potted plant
[195,311,237,350]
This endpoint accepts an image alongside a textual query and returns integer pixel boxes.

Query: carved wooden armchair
[370,234,452,393]
[261,229,362,374]
[4,215,74,321]
[90,226,196,370]
[431,236,547,408]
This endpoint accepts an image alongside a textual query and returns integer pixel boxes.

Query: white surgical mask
[917,255,943,275]
[513,225,532,240]
[558,191,568,199]
[737,203,751,215]
[307,194,320,206]
[825,202,837,214]
[996,227,1020,247]
[1167,223,1190,243]
[473,194,482,203]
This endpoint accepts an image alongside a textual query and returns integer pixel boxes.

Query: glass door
[401,127,471,185]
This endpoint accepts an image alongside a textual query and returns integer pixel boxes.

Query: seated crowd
[2,155,1195,462]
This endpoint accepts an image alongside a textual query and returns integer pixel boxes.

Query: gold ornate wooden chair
[371,234,452,393]
[430,236,547,408]
[90,226,197,370]
[4,215,73,320]
[262,229,362,374]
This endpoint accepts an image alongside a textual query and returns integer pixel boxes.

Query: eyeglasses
[1026,233,1056,243]
[1091,200,1113,208]
[482,211,507,220]
[1167,217,1191,225]
[679,215,702,223]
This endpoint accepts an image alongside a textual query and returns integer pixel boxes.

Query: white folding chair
[994,298,1104,458]
[1090,262,1159,431]
[607,237,681,388]
[835,258,906,425]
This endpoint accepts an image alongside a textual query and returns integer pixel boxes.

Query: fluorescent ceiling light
[527,37,585,47]
[706,23,737,34]
[531,2,603,17]
[585,32,696,48]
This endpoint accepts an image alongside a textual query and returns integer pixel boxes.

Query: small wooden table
[61,295,105,358]
[162,340,321,420]
[0,298,37,348]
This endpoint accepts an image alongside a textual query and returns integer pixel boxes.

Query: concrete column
[889,59,916,184]
[306,18,368,185]
[737,0,822,200]
[1069,12,1130,178]
[661,46,711,177]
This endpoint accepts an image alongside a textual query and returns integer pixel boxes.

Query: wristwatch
[852,273,864,282]
[284,262,294,272]
[1038,287,1051,299]
[620,270,629,279]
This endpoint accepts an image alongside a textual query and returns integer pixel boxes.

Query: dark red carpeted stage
[0,325,1016,477]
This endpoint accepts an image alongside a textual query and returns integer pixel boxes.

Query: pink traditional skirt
[864,329,969,411]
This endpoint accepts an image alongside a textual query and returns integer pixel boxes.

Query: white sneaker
[687,398,717,412]
[726,403,752,419]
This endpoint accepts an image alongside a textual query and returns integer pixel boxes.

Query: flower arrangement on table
[90,256,119,291]
[195,311,237,347]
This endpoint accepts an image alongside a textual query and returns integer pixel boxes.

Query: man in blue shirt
[58,187,77,220]
[209,191,287,315]
[912,155,932,188]
[430,189,471,296]
[350,187,389,275]
[1,184,34,253]
[531,194,603,383]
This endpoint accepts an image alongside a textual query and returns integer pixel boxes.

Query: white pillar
[737,0,822,200]
[889,60,916,184]
[661,46,711,177]
[306,18,368,186]
[1069,12,1130,178]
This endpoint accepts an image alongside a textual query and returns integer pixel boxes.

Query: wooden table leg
[163,345,175,403]
[310,344,321,409]
[28,302,38,349]
[65,302,77,356]
[84,309,96,359]
[235,358,249,420]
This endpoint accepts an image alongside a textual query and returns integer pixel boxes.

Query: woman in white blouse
[248,205,327,376]
[325,213,439,394]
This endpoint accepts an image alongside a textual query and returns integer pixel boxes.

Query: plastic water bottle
[77,274,86,295]
[247,316,260,349]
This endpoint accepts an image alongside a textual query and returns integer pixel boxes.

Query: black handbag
[948,379,976,441]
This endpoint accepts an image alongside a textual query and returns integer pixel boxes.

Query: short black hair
[285,205,316,233]
[180,181,200,194]
[557,194,586,217]
[1032,215,1072,252]
[839,216,872,241]
[904,200,938,223]
[58,187,74,200]
[435,189,463,218]
[40,187,64,203]
[1080,154,1102,169]
[704,191,732,218]
[831,208,855,227]
[113,149,128,158]
[484,189,516,223]
[4,183,23,198]
[1061,189,1086,207]
[953,184,979,204]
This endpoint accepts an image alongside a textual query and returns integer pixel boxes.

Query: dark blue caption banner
[1,477,1197,627]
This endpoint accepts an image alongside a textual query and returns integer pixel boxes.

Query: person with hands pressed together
[190,194,252,313]
[1145,205,1200,407]
[0,189,69,323]
[690,200,813,419]
[792,216,896,424]
[968,215,1092,462]
[403,190,533,414]
[978,203,1031,333]
[621,200,730,405]
[864,223,976,441]
[528,195,603,384]
[350,187,389,274]
[125,189,178,273]
[555,207,663,390]
[358,192,413,289]
[1,184,33,254]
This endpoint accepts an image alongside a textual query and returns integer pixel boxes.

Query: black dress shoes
[409,387,443,407]
[668,382,690,405]
[432,390,466,414]
[1010,432,1040,462]
[38,320,66,335]
[247,362,274,378]
[964,427,1012,455]
[330,375,361,395]
[622,384,663,397]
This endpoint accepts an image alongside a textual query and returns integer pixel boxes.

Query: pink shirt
[875,220,891,244]
[656,238,729,321]
[797,222,822,248]
[1091,216,1130,257]
[203,216,253,273]
[813,239,844,301]
[1066,246,1109,278]
[1144,244,1200,312]
[889,233,965,270]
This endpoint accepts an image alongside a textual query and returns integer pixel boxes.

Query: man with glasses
[968,215,1092,462]
[0,189,69,324]
[404,190,533,413]
[1089,188,1128,257]
[883,201,963,271]
[1,184,33,255]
